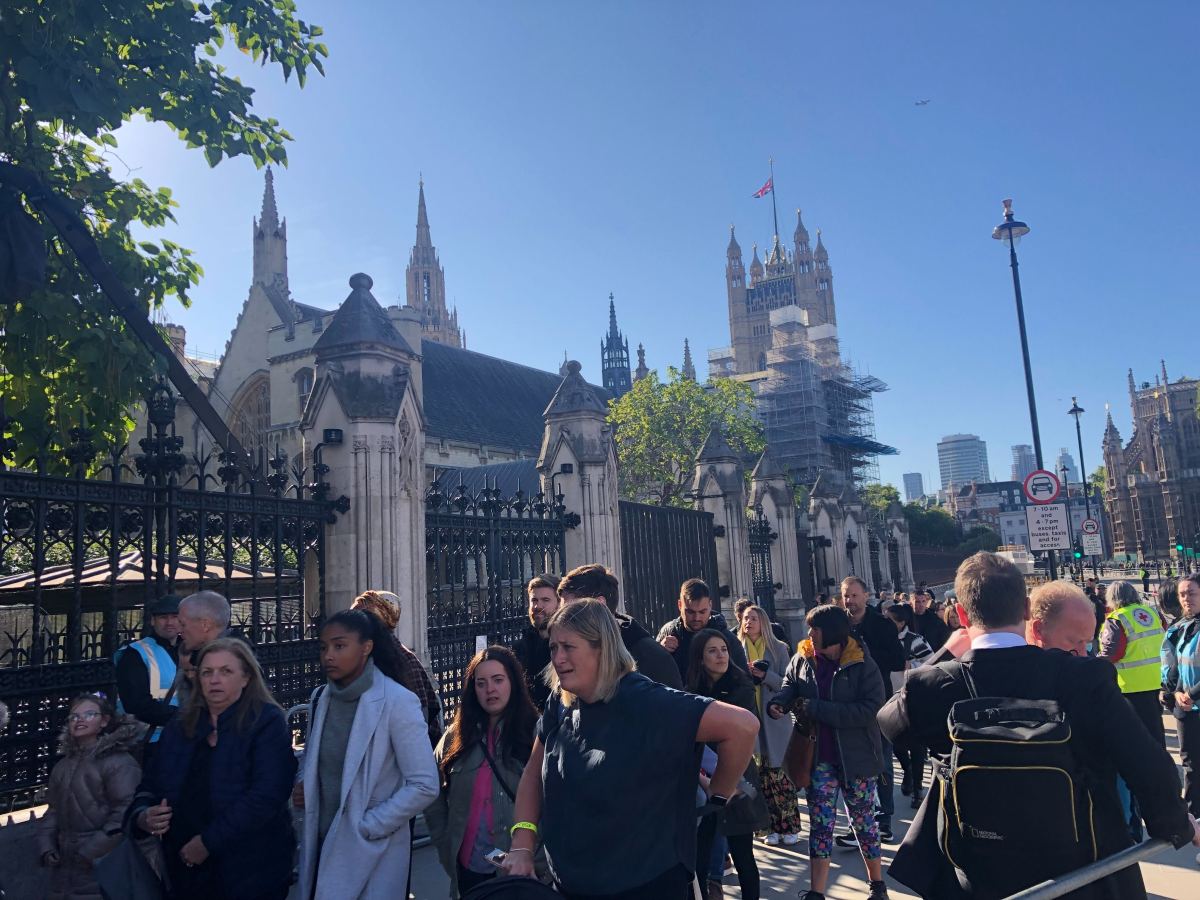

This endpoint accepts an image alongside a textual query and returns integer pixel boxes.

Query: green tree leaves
[607,369,765,507]
[0,1,326,463]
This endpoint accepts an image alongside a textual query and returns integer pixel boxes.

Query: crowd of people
[23,557,1200,899]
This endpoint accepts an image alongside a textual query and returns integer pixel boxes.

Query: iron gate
[619,500,719,632]
[425,478,568,714]
[0,385,334,813]
[748,507,778,619]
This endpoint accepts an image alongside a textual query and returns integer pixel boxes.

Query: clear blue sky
[116,2,1199,491]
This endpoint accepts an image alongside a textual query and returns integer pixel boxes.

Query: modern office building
[1010,444,1036,483]
[903,472,925,502]
[938,434,990,489]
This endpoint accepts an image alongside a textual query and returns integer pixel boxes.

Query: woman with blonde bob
[738,604,803,845]
[127,638,297,900]
[500,598,760,899]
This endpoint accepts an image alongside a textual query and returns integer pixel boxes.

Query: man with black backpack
[878,551,1198,899]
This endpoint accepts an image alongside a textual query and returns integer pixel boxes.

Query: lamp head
[991,198,1030,245]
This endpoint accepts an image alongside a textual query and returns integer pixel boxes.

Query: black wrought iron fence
[0,384,335,813]
[425,477,568,715]
[748,506,779,619]
[619,501,719,632]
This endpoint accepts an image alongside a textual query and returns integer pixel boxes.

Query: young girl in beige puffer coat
[36,693,143,900]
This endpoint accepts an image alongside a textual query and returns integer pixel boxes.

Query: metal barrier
[1004,839,1172,899]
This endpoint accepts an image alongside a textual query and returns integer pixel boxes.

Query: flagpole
[769,157,779,239]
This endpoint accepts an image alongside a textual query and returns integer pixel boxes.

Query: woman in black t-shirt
[687,629,768,900]
[499,599,759,900]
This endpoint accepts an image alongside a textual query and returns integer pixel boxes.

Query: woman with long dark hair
[688,628,768,900]
[296,609,439,900]
[426,646,546,897]
[127,639,297,900]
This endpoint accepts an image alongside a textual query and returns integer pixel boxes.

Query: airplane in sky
[914,99,931,106]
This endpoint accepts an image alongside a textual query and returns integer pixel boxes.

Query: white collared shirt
[971,631,1028,650]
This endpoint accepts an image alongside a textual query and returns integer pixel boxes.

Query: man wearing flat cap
[114,593,182,742]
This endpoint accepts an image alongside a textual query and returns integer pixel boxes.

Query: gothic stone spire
[682,338,696,382]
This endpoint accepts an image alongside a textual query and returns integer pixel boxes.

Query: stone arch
[228,370,271,459]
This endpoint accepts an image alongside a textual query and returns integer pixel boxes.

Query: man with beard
[657,578,749,682]
[513,573,561,711]
[835,576,904,845]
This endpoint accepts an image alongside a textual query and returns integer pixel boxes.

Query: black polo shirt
[537,672,711,894]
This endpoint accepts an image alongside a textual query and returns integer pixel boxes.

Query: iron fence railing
[425,477,568,715]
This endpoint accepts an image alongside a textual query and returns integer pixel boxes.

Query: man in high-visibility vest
[114,593,181,746]
[1099,580,1167,745]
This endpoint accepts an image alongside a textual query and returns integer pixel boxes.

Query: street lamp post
[1061,463,1077,579]
[993,199,1057,579]
[1068,397,1100,579]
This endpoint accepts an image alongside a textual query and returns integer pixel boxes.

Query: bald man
[1028,581,1098,657]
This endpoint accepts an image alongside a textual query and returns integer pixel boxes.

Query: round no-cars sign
[1023,469,1062,505]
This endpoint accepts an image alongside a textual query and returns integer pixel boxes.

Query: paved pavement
[403,713,1200,899]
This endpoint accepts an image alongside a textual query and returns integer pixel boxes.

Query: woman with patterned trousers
[737,604,803,845]
[769,604,889,900]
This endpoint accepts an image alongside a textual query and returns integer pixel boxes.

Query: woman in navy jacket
[127,638,297,900]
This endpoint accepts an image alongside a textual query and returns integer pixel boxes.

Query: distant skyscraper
[903,472,925,502]
[1056,447,1079,484]
[938,434,990,489]
[1010,444,1036,482]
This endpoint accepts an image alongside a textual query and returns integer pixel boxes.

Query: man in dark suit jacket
[879,551,1197,900]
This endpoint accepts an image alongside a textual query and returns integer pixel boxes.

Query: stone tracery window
[230,372,271,458]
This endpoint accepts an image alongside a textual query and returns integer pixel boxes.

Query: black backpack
[935,659,1098,895]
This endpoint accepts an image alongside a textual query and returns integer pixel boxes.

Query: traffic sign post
[1023,469,1063,505]
[1026,503,1072,552]
[1080,518,1103,560]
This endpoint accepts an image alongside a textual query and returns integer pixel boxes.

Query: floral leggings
[805,761,880,860]
[759,763,803,835]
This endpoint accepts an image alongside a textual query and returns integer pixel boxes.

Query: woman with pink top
[426,646,547,897]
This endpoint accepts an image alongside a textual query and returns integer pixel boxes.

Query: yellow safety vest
[1107,603,1164,694]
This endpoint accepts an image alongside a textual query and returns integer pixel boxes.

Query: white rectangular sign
[1025,503,1072,551]
[1081,532,1104,557]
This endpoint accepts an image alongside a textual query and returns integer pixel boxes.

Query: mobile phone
[484,848,507,868]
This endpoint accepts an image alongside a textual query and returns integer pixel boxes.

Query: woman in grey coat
[737,604,803,845]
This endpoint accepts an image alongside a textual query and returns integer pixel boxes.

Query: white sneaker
[763,833,780,845]
[782,833,801,846]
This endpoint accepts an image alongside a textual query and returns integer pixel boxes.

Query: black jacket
[656,612,749,682]
[127,699,297,900]
[696,670,769,836]
[850,607,905,696]
[771,636,885,780]
[912,609,951,652]
[513,625,552,712]
[617,613,683,689]
[114,634,179,727]
[878,645,1194,900]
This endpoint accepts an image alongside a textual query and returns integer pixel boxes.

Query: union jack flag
[752,177,773,198]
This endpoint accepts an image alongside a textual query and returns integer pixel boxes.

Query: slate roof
[313,274,413,357]
[422,341,609,454]
[433,458,540,499]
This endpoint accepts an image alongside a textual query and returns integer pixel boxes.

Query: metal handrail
[1003,839,1172,899]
